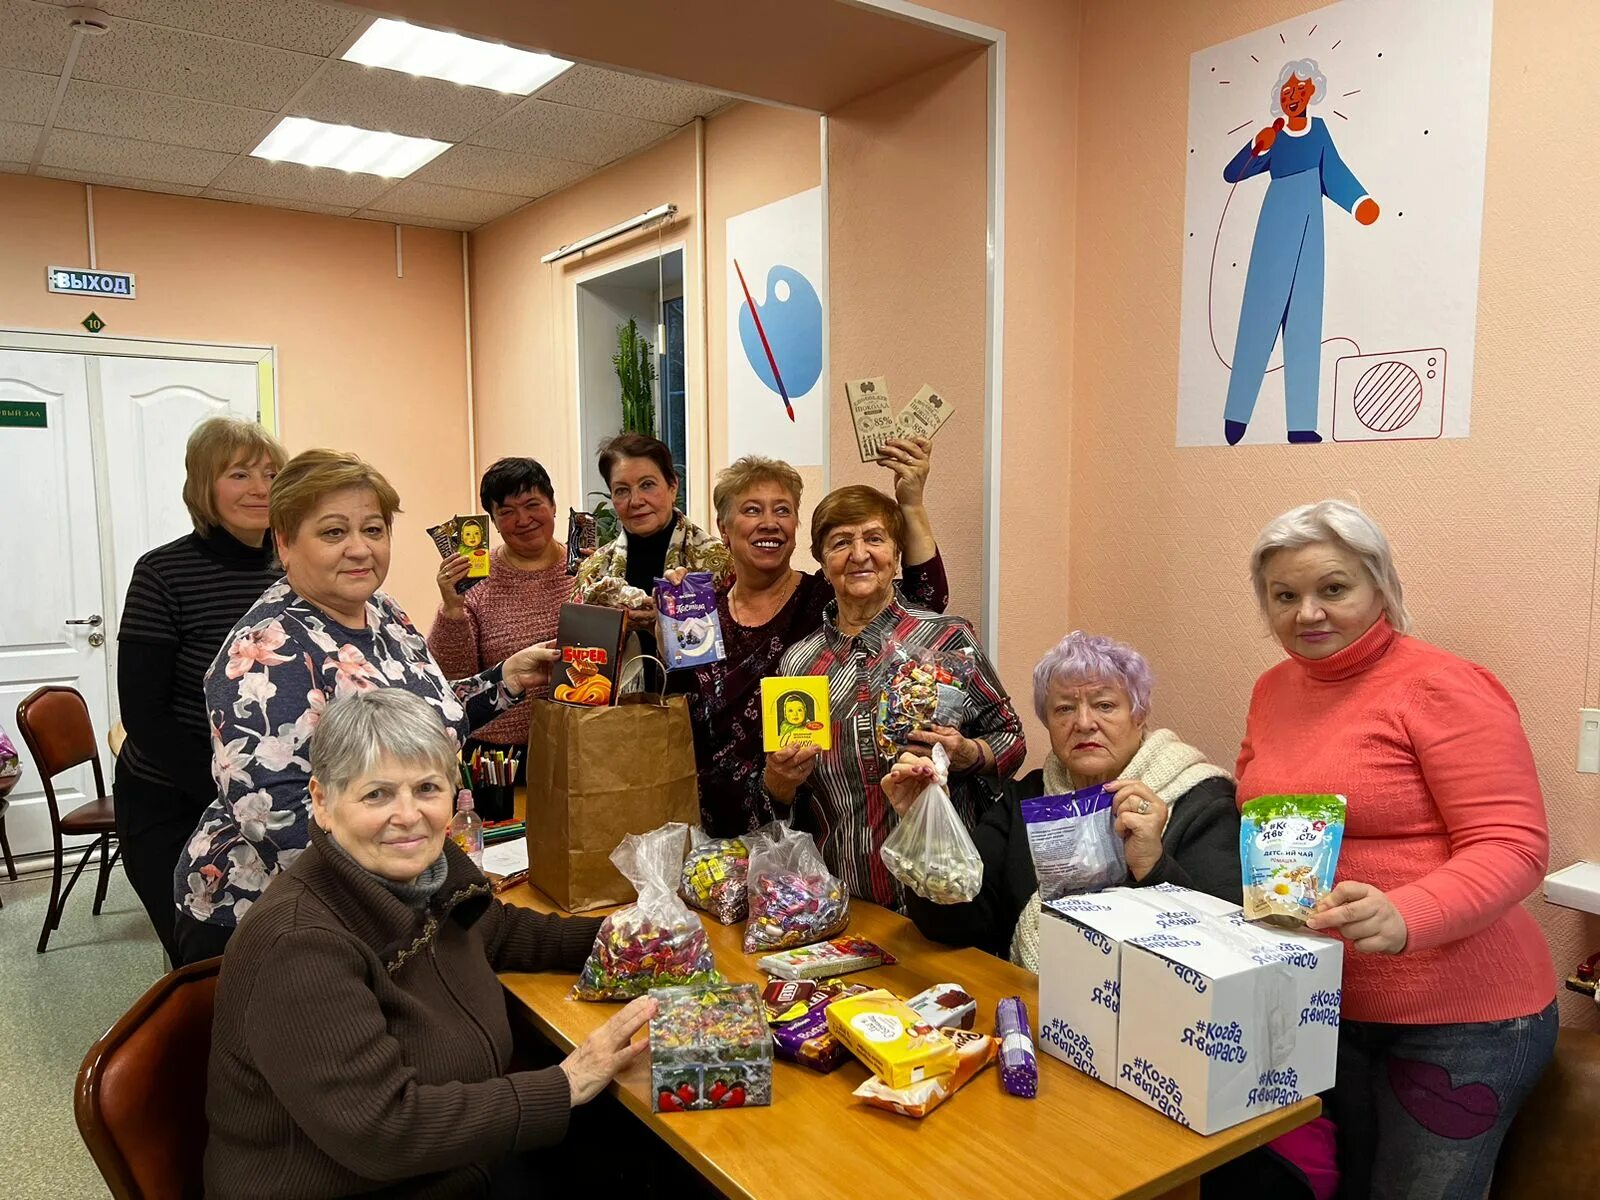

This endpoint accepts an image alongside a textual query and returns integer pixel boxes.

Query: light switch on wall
[1579,709,1600,774]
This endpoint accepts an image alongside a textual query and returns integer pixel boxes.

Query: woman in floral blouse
[170,449,557,965]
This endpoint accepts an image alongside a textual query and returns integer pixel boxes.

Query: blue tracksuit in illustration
[1222,118,1368,436]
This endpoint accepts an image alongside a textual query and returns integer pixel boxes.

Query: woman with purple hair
[880,630,1240,970]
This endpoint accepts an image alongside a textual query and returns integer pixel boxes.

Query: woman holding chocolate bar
[881,630,1241,968]
[675,444,950,836]
[767,484,1022,911]
[1237,500,1556,1200]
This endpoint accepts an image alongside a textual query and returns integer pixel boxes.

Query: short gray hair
[309,690,458,799]
[1250,500,1412,634]
[1271,58,1327,115]
[1032,631,1154,723]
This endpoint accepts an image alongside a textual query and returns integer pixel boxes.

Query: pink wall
[0,175,470,625]
[1066,0,1600,1029]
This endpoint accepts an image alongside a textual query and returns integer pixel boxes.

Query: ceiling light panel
[343,19,573,95]
[250,116,450,178]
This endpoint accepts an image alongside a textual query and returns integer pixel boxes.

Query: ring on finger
[1137,799,1151,815]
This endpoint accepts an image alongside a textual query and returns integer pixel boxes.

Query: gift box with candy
[649,983,773,1113]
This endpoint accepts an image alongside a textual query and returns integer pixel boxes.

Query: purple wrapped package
[655,571,727,670]
[995,996,1038,1098]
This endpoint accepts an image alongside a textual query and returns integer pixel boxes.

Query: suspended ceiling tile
[36,166,203,196]
[202,189,358,217]
[0,0,76,74]
[410,143,588,198]
[0,119,43,162]
[371,178,525,223]
[470,99,674,166]
[292,60,523,144]
[40,127,234,185]
[0,68,58,125]
[73,16,321,109]
[207,155,393,207]
[358,210,474,232]
[28,0,365,56]
[56,79,268,153]
[536,65,729,128]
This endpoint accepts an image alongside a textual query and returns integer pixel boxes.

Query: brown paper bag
[525,692,699,912]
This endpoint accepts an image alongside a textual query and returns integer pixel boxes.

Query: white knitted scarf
[1010,728,1232,972]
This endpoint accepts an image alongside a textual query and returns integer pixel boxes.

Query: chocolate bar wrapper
[565,509,597,576]
[768,981,872,1073]
[905,983,977,1031]
[890,383,955,442]
[426,517,482,596]
[825,988,957,1089]
[756,936,895,982]
[995,995,1038,1098]
[845,376,895,462]
[852,1029,997,1119]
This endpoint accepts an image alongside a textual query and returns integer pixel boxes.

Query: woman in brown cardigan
[204,689,652,1198]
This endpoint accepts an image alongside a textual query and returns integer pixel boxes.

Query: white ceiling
[0,0,736,229]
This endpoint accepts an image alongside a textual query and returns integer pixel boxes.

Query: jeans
[1328,1000,1559,1200]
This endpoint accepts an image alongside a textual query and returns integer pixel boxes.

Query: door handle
[67,614,103,627]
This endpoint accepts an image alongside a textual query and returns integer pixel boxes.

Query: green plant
[586,490,620,545]
[613,318,657,435]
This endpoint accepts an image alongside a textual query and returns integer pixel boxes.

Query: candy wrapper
[766,980,874,1072]
[565,508,597,576]
[872,638,975,761]
[1240,793,1347,926]
[574,823,720,1001]
[583,575,653,611]
[879,743,983,904]
[655,571,727,670]
[742,824,850,952]
[995,996,1038,1098]
[1022,785,1127,901]
[826,988,958,1088]
[757,936,896,981]
[679,830,749,925]
[905,983,977,1031]
[853,1028,996,1119]
[649,983,772,1112]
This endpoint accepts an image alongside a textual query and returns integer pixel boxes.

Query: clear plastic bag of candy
[871,637,976,762]
[679,829,750,925]
[742,823,850,952]
[574,822,721,1001]
[1021,785,1127,901]
[879,743,983,904]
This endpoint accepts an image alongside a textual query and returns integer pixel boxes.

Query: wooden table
[499,882,1318,1200]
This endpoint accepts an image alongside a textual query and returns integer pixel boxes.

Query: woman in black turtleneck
[114,417,287,960]
[572,433,732,682]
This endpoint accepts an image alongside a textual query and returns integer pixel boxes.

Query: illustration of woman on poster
[1222,58,1380,445]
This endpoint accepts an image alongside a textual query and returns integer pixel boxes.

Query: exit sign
[47,266,136,298]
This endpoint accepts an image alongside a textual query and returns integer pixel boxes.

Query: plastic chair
[15,685,120,952]
[76,957,222,1200]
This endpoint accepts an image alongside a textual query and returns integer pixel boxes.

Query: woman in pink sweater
[1237,500,1557,1200]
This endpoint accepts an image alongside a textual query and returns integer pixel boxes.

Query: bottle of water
[448,789,483,869]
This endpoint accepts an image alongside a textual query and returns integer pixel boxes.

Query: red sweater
[1236,617,1555,1025]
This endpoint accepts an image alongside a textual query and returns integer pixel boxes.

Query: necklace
[729,570,800,629]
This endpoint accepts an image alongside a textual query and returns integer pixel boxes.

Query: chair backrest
[1489,1025,1600,1198]
[17,684,105,806]
[76,957,223,1200]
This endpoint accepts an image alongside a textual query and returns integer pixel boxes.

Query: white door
[96,356,260,712]
[0,350,112,858]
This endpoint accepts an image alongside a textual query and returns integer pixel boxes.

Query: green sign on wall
[0,401,47,429]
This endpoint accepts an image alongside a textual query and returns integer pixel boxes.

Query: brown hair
[269,449,402,543]
[809,485,905,561]
[597,433,676,489]
[712,456,804,525]
[182,417,288,535]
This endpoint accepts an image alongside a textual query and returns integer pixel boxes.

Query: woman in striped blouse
[766,485,1025,911]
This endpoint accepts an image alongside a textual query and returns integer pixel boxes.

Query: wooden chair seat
[61,795,118,834]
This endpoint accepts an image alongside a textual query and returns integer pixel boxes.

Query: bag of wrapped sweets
[679,829,749,925]
[871,636,975,760]
[742,822,850,952]
[879,743,983,904]
[574,822,721,1001]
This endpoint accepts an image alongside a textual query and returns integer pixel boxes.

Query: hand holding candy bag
[742,823,850,952]
[879,743,983,904]
[574,823,721,1001]
[872,638,976,761]
[1022,785,1128,901]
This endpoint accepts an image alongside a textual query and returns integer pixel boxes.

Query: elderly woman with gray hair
[882,630,1240,969]
[205,689,653,1198]
[1237,500,1556,1200]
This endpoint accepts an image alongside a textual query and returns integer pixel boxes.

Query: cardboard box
[1037,886,1342,1134]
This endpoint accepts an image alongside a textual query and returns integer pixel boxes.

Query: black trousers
[112,757,206,963]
